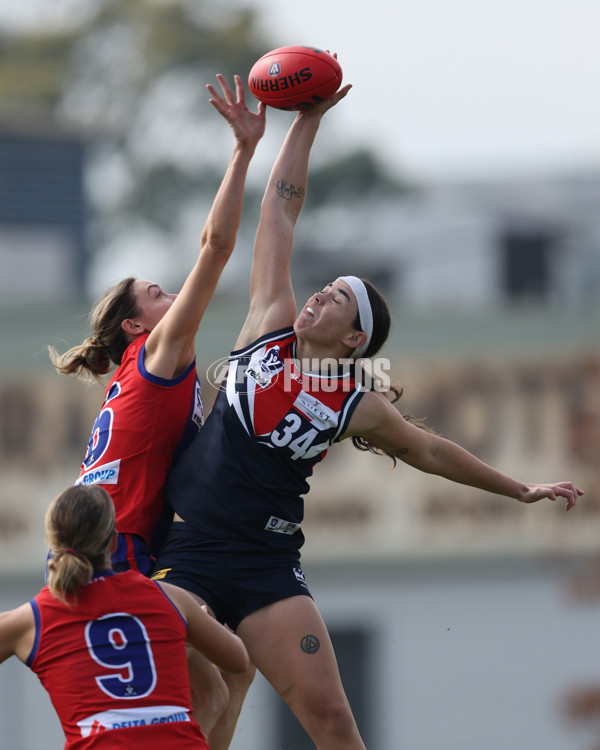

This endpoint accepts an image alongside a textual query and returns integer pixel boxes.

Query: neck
[295,339,354,371]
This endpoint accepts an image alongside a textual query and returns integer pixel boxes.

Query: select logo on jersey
[76,459,121,487]
[294,391,337,428]
[265,515,301,535]
[245,346,284,389]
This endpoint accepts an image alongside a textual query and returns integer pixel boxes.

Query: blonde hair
[48,277,138,382]
[45,485,115,605]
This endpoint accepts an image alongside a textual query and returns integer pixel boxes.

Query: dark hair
[45,485,115,605]
[352,279,391,359]
[350,278,433,465]
[48,277,139,382]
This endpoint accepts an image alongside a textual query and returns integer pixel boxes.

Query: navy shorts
[151,522,313,631]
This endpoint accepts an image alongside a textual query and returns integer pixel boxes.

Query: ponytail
[48,277,138,382]
[45,485,115,605]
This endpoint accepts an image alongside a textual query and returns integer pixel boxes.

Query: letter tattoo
[276,179,306,200]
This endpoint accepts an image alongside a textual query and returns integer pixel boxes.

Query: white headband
[338,276,373,359]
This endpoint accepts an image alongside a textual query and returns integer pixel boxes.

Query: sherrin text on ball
[248,46,343,110]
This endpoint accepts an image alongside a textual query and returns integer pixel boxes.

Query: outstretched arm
[235,82,352,349]
[145,75,266,378]
[346,391,584,511]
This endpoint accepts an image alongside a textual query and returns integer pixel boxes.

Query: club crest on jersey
[245,346,284,388]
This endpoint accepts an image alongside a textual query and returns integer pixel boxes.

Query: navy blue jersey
[167,328,365,552]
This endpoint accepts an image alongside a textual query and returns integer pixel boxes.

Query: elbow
[221,643,252,675]
[200,237,234,264]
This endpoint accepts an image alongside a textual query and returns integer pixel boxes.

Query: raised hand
[207,74,266,149]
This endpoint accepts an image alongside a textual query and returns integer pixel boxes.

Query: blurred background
[0,0,599,748]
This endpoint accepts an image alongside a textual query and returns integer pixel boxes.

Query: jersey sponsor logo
[76,459,121,487]
[77,705,191,737]
[265,515,301,535]
[245,346,284,389]
[294,391,338,428]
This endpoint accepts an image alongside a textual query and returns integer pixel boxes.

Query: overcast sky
[237,0,600,180]
[2,0,599,182]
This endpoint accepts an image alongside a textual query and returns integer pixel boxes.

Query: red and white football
[248,46,343,110]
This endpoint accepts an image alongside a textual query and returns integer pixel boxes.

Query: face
[128,279,177,333]
[294,279,364,353]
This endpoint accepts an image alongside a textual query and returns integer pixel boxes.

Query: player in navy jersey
[0,485,249,750]
[153,81,583,749]
[48,75,264,746]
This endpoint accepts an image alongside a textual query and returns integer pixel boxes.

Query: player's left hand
[519,482,583,511]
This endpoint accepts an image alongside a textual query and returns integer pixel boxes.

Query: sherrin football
[248,46,343,111]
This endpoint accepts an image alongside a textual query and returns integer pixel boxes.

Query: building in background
[0,148,599,748]
[0,121,88,302]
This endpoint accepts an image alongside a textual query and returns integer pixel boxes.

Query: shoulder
[344,390,402,437]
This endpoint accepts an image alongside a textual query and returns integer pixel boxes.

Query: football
[248,46,343,110]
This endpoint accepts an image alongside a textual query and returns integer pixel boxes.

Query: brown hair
[350,278,433,465]
[48,277,138,382]
[45,485,115,605]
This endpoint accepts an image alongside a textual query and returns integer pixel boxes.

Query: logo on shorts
[293,567,308,590]
[151,568,171,580]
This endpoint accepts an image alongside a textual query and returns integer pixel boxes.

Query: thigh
[237,595,347,706]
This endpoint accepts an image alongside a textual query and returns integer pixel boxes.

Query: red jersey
[27,570,208,750]
[76,334,202,547]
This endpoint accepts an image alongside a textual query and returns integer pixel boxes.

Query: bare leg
[206,665,257,750]
[187,647,229,737]
[237,596,366,750]
[184,590,256,749]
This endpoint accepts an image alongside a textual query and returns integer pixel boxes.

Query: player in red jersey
[0,485,249,750]
[48,75,265,746]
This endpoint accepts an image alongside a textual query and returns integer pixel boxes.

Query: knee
[193,671,229,721]
[320,698,356,738]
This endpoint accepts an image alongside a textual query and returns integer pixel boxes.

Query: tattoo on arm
[276,178,306,200]
[395,447,408,458]
[300,634,320,654]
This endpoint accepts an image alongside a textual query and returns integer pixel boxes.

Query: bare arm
[346,391,584,510]
[235,83,352,349]
[0,603,35,665]
[159,582,250,674]
[144,75,266,378]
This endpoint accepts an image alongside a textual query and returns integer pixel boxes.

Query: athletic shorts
[112,533,155,577]
[151,522,313,631]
